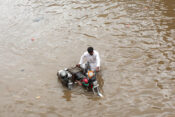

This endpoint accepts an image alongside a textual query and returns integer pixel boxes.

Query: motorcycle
[80,62,103,97]
[57,63,103,97]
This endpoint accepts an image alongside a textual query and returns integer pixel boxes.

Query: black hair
[87,47,93,53]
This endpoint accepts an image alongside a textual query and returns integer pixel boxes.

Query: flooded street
[0,0,175,117]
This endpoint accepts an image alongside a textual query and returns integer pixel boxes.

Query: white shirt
[79,50,100,71]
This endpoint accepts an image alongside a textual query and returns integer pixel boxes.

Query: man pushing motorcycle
[77,47,100,72]
[76,47,103,97]
[58,47,103,97]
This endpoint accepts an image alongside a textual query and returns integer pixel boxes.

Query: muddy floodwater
[0,0,175,117]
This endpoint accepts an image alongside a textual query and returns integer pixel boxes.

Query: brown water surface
[0,0,175,117]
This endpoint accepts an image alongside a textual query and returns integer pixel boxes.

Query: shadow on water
[57,73,72,101]
[62,90,72,101]
[97,71,104,94]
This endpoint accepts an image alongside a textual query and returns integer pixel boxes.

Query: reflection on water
[62,90,72,101]
[0,0,175,117]
[97,72,104,93]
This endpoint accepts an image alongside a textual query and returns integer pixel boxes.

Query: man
[77,47,100,72]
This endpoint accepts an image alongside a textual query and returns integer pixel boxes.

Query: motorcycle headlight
[88,71,94,79]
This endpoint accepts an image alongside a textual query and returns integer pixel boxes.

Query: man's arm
[79,52,86,65]
[96,52,100,67]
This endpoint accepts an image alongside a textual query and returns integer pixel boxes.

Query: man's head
[87,47,94,55]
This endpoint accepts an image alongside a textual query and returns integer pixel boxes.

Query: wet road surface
[0,0,175,117]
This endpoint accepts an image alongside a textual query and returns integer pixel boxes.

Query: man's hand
[96,67,100,72]
[76,80,82,86]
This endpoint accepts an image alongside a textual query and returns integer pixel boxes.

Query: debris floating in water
[31,38,35,41]
[36,96,40,99]
[33,16,44,22]
[126,24,130,27]
[21,69,24,72]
